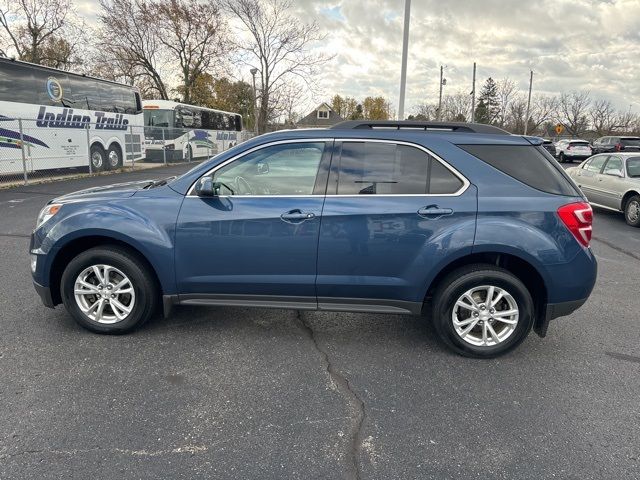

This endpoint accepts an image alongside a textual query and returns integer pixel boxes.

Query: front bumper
[33,280,55,308]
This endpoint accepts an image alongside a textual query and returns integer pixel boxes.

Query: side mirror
[194,175,215,197]
[256,162,269,175]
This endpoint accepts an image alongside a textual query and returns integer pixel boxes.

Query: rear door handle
[418,206,454,218]
[280,209,315,223]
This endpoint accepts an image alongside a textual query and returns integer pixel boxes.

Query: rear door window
[602,156,623,176]
[459,144,579,196]
[334,142,464,195]
[621,138,640,147]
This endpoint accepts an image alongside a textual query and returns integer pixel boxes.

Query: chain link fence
[0,117,253,187]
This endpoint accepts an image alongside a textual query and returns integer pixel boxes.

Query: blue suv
[30,121,597,357]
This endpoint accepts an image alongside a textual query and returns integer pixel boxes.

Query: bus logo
[46,77,63,102]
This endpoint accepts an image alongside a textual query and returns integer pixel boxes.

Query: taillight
[557,202,593,248]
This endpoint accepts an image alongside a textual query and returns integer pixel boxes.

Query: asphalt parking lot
[0,163,638,479]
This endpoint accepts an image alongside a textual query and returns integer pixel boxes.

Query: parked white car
[555,139,592,163]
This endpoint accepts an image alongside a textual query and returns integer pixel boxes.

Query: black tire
[558,152,566,163]
[60,247,158,334]
[90,144,106,172]
[624,195,640,227]
[106,144,123,170]
[431,264,534,358]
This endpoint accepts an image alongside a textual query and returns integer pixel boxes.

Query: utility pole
[524,70,533,135]
[471,62,476,122]
[397,0,411,120]
[437,65,445,121]
[250,68,258,135]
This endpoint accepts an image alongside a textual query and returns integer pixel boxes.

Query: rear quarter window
[459,144,579,196]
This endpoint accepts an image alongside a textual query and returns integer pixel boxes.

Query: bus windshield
[144,109,174,128]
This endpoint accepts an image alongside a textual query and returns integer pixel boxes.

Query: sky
[77,0,640,116]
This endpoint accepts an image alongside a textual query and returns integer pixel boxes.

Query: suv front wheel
[60,247,157,333]
[431,265,534,358]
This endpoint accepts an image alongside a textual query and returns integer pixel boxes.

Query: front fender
[33,189,183,294]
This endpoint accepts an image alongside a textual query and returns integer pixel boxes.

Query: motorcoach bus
[0,57,144,175]
[142,100,243,162]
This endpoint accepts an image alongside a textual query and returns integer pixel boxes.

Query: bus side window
[0,63,37,103]
[69,77,101,110]
[234,114,243,131]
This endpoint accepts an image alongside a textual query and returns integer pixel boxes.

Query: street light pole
[397,0,411,120]
[250,68,259,135]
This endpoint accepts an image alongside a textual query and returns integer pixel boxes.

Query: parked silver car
[567,153,640,226]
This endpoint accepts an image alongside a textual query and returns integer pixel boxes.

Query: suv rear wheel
[431,264,534,358]
[60,247,157,333]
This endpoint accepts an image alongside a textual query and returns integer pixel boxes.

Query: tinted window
[621,138,640,147]
[459,144,578,196]
[430,159,463,194]
[569,141,590,146]
[585,155,607,172]
[336,143,426,194]
[626,157,640,177]
[68,76,101,110]
[603,156,623,176]
[214,142,325,195]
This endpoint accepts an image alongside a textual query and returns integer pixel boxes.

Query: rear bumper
[534,297,589,337]
[33,281,55,309]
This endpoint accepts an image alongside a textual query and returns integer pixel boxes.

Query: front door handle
[280,209,315,223]
[418,206,454,218]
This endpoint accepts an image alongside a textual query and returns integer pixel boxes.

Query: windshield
[144,109,174,127]
[621,138,640,147]
[627,157,640,177]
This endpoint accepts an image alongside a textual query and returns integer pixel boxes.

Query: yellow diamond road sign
[555,124,564,135]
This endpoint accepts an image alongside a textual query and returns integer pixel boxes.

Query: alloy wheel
[74,264,135,324]
[452,285,519,347]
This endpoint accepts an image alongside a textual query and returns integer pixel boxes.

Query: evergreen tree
[478,77,499,124]
[474,99,490,124]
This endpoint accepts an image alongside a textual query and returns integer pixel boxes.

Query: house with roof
[296,102,343,128]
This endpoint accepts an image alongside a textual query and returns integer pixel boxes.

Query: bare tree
[97,0,169,98]
[410,103,438,121]
[589,99,617,136]
[558,91,591,137]
[225,0,331,134]
[614,109,637,134]
[442,92,471,122]
[496,78,517,128]
[505,94,527,133]
[153,0,231,103]
[0,0,83,69]
[529,95,559,135]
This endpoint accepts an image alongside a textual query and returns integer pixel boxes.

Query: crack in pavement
[296,310,366,480]
[592,236,640,262]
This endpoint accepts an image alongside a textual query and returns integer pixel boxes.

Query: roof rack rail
[330,120,510,135]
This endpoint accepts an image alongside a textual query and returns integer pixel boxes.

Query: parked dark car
[591,136,640,154]
[541,138,556,156]
[31,121,597,358]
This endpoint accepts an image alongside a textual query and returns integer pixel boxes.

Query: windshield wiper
[143,176,177,189]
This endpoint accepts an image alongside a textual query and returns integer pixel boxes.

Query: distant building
[296,102,343,128]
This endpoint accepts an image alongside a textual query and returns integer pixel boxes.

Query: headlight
[36,203,62,229]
